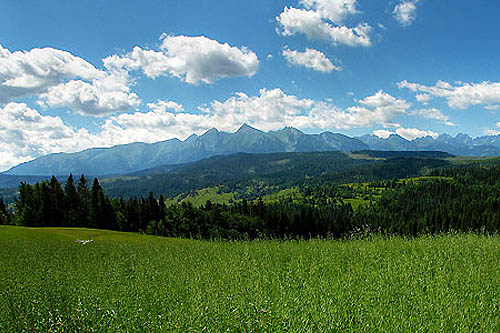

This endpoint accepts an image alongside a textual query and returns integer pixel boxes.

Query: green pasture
[1,226,500,331]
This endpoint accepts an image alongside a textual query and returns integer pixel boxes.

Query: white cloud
[416,93,431,104]
[373,129,393,139]
[485,122,500,135]
[0,102,99,171]
[103,35,259,85]
[38,72,140,116]
[382,122,402,128]
[412,108,456,126]
[282,48,340,73]
[199,89,409,131]
[99,110,209,145]
[276,7,372,47]
[399,80,500,110]
[147,100,184,113]
[0,43,104,103]
[484,129,500,136]
[373,127,438,140]
[299,0,358,23]
[396,127,438,140]
[393,1,420,27]
[95,89,409,148]
[0,43,142,116]
[485,105,500,111]
[315,91,410,129]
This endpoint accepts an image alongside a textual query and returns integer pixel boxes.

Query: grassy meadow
[1,226,500,331]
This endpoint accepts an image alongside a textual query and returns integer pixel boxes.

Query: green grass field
[1,226,500,331]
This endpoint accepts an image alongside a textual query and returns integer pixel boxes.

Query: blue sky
[1,0,500,170]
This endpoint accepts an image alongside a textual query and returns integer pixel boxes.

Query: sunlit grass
[1,226,500,331]
[164,186,236,207]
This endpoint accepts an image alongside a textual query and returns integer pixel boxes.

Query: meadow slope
[1,226,500,331]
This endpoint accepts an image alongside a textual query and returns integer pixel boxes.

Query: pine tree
[64,174,79,226]
[77,175,90,227]
[91,178,104,228]
[0,198,7,225]
[48,176,65,226]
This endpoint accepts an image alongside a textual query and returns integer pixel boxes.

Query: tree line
[2,164,500,239]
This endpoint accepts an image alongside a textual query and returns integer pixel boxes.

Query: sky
[1,0,500,171]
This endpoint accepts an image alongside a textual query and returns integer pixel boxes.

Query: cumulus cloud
[0,102,99,171]
[147,100,184,113]
[315,90,411,129]
[396,127,438,140]
[485,105,500,111]
[484,122,500,136]
[373,127,438,140]
[38,72,140,116]
[276,6,372,47]
[399,80,500,110]
[299,0,358,23]
[484,129,500,136]
[412,108,456,126]
[393,1,420,27]
[100,111,211,146]
[103,35,259,85]
[0,43,142,116]
[210,89,409,131]
[282,48,340,73]
[416,93,431,104]
[0,43,104,103]
[372,129,394,139]
[95,89,410,148]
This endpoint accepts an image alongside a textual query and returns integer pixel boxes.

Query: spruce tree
[77,175,90,227]
[49,176,65,226]
[0,198,7,225]
[64,174,79,226]
[91,178,103,228]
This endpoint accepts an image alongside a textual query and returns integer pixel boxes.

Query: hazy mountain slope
[0,174,57,189]
[5,141,184,176]
[6,123,500,177]
[4,125,368,176]
[358,133,500,156]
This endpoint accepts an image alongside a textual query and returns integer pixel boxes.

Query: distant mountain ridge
[358,133,500,156]
[4,124,368,176]
[4,124,500,176]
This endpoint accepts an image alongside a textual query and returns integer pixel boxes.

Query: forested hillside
[3,154,500,240]
[100,151,451,198]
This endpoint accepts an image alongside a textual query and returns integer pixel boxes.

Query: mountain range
[4,124,500,176]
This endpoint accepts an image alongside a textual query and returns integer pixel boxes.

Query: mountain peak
[184,133,198,143]
[202,128,219,136]
[236,123,261,134]
[388,134,408,141]
[455,133,472,142]
[280,126,304,135]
